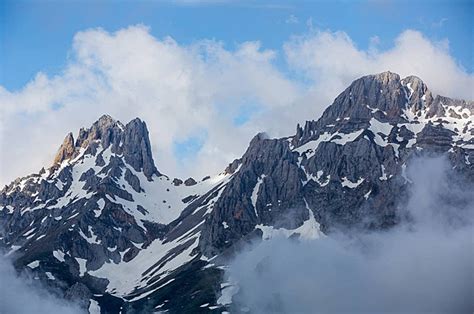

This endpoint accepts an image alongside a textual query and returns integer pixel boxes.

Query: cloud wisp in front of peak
[226,156,474,313]
[0,255,85,314]
[1,26,473,185]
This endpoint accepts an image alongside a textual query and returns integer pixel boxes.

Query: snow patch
[294,129,364,158]
[217,281,239,306]
[27,260,40,268]
[77,258,88,276]
[251,175,266,216]
[89,299,101,314]
[364,190,372,199]
[94,199,105,218]
[256,199,322,241]
[379,165,388,181]
[341,177,364,188]
[53,250,66,262]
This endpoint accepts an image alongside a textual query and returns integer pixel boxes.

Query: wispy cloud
[227,156,474,312]
[0,255,85,314]
[432,17,448,28]
[285,14,299,24]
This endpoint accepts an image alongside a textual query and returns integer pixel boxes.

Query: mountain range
[1,71,472,313]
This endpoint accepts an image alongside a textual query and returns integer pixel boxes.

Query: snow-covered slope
[0,115,238,312]
[1,72,472,313]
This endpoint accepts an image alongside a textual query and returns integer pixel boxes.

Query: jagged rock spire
[122,118,161,179]
[51,115,160,179]
[75,114,124,150]
[52,132,75,166]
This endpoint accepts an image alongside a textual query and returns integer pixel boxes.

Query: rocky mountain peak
[75,114,124,152]
[121,118,161,179]
[372,70,400,83]
[292,71,449,148]
[97,113,118,125]
[249,132,270,146]
[292,72,406,146]
[51,115,160,180]
[52,132,76,166]
[401,75,433,113]
[401,75,426,92]
[316,72,407,125]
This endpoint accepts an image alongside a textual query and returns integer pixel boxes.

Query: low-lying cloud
[0,255,85,314]
[227,156,474,313]
[1,26,473,186]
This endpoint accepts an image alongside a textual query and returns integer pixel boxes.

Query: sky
[1,0,473,90]
[0,0,473,185]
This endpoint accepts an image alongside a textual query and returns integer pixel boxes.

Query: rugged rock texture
[52,115,161,180]
[184,178,197,186]
[122,118,160,180]
[198,72,473,258]
[0,115,207,313]
[53,132,76,166]
[1,72,472,313]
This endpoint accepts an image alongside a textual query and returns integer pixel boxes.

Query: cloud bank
[226,156,474,313]
[1,26,473,185]
[0,256,85,314]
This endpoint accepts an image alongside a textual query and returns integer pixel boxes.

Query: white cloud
[0,25,299,185]
[0,256,84,314]
[285,14,299,24]
[227,156,474,313]
[432,17,448,28]
[0,26,472,186]
[284,29,474,101]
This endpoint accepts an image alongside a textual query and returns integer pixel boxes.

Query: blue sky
[1,0,472,91]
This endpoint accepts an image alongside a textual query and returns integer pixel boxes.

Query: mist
[0,255,85,314]
[227,156,474,313]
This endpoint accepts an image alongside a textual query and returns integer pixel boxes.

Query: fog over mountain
[227,156,474,313]
[1,72,472,313]
[0,255,85,314]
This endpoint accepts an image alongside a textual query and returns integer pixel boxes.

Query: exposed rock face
[0,115,207,313]
[200,133,306,257]
[52,115,160,180]
[53,132,76,166]
[122,118,160,180]
[65,282,93,309]
[184,178,197,186]
[172,178,183,186]
[198,71,474,257]
[1,72,472,313]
